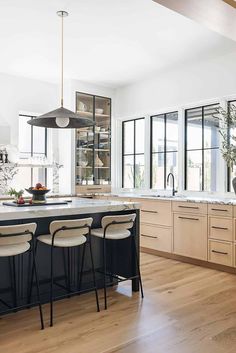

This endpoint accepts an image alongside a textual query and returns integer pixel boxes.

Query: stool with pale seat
[36,218,100,326]
[0,223,44,329]
[91,213,144,309]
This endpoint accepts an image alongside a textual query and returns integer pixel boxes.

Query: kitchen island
[0,198,140,309]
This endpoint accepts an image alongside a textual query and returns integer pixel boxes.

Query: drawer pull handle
[178,216,199,221]
[211,226,228,231]
[141,234,158,239]
[141,210,158,214]
[211,208,228,212]
[87,187,102,191]
[211,250,228,255]
[178,205,199,209]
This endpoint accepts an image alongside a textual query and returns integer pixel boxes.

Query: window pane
[166,112,178,151]
[135,154,145,188]
[186,107,202,150]
[186,150,202,191]
[10,167,32,190]
[19,116,32,157]
[123,121,134,154]
[33,126,46,154]
[152,153,164,189]
[166,152,178,187]
[123,155,134,188]
[152,115,165,153]
[203,104,219,149]
[32,167,46,186]
[204,149,219,192]
[135,119,145,154]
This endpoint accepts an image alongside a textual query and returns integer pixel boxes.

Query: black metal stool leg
[50,245,55,327]
[89,239,100,312]
[67,248,71,294]
[32,240,44,330]
[12,256,17,311]
[27,239,38,305]
[132,236,144,298]
[63,248,70,296]
[103,238,107,310]
[78,242,86,292]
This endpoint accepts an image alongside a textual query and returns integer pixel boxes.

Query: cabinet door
[173,213,207,260]
[140,224,172,252]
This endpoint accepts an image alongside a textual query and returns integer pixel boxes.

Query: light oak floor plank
[0,253,236,353]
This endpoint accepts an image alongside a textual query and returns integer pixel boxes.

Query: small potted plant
[8,188,25,204]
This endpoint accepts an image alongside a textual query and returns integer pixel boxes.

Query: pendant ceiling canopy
[28,10,95,129]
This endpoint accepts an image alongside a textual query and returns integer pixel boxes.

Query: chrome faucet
[167,173,177,197]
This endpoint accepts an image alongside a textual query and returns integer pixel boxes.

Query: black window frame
[122,117,145,188]
[150,111,178,189]
[184,103,219,191]
[227,100,236,192]
[19,114,48,186]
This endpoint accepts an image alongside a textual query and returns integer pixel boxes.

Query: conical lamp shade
[27,107,95,128]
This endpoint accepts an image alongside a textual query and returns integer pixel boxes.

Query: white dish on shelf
[95,108,104,114]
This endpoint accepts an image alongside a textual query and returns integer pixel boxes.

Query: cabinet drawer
[76,185,111,194]
[140,224,172,252]
[209,217,233,242]
[173,213,207,260]
[208,240,233,267]
[140,200,172,226]
[173,201,207,215]
[208,204,233,217]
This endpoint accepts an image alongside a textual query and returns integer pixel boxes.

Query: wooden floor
[1,253,236,353]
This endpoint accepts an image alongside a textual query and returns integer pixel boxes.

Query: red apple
[36,183,43,189]
[17,196,25,204]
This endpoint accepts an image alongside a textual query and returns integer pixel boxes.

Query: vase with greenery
[214,104,236,193]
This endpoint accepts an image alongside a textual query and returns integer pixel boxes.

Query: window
[151,112,178,189]
[13,114,48,188]
[122,118,145,188]
[227,100,236,192]
[185,104,219,191]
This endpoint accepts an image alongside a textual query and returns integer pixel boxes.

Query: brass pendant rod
[61,13,64,107]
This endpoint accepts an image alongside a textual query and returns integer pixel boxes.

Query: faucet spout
[167,173,177,197]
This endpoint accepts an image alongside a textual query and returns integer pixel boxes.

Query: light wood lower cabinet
[208,240,233,267]
[173,213,207,260]
[140,224,172,252]
[209,216,233,242]
[139,199,172,227]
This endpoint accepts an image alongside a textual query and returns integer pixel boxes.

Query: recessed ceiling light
[222,0,236,8]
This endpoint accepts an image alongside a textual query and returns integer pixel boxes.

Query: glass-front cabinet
[75,92,111,193]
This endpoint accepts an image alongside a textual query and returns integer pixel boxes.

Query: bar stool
[36,218,100,327]
[91,214,144,309]
[0,223,44,329]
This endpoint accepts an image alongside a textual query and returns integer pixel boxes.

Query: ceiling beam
[153,0,236,42]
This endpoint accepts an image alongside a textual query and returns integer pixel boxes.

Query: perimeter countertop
[0,198,140,221]
[83,192,236,206]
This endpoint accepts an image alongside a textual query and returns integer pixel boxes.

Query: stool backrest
[50,218,93,238]
[0,223,36,246]
[101,214,136,232]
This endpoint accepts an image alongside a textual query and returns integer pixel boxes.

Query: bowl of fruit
[25,183,50,203]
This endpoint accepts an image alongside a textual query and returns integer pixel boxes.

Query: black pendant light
[28,11,95,129]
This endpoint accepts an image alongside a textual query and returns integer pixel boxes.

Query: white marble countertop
[0,198,140,221]
[85,192,236,205]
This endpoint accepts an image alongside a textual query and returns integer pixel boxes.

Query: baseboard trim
[141,247,236,274]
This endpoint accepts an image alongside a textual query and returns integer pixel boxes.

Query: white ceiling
[0,0,236,88]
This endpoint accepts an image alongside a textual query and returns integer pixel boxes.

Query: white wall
[114,51,236,118]
[113,51,236,191]
[0,72,58,146]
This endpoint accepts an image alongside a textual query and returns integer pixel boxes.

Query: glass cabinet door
[94,96,111,185]
[75,92,111,187]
